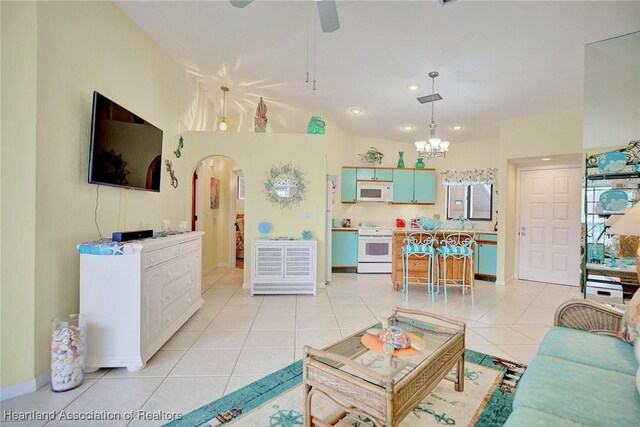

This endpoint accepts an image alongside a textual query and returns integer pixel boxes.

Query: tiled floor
[1,268,581,426]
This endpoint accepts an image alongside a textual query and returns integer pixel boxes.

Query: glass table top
[310,316,460,386]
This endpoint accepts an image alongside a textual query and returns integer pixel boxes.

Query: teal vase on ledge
[397,151,405,168]
[415,158,425,169]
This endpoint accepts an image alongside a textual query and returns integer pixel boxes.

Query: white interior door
[518,167,582,286]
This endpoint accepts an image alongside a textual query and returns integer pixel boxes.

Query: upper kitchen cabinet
[392,169,436,204]
[341,167,357,203]
[356,168,393,181]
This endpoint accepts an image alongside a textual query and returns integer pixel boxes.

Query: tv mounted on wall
[88,91,163,192]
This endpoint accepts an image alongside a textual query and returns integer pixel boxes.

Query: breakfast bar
[391,229,490,290]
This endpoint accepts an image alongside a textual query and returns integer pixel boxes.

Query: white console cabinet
[79,232,204,371]
[252,240,317,295]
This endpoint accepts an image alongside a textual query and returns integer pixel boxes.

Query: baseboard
[495,276,515,286]
[1,370,50,401]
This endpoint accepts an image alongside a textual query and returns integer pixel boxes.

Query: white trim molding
[1,370,50,401]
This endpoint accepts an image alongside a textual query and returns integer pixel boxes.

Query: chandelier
[415,72,450,159]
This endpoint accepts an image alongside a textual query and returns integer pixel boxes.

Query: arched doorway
[191,156,245,285]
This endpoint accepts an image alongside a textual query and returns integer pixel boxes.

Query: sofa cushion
[504,406,585,427]
[538,326,638,376]
[618,287,640,343]
[514,354,640,426]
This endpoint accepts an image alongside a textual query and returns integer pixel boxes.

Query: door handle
[520,226,526,236]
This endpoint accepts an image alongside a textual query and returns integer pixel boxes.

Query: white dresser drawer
[163,255,190,284]
[145,245,179,269]
[179,239,201,254]
[161,273,192,309]
[162,290,192,329]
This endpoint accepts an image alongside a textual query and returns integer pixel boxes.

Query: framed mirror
[263,163,307,208]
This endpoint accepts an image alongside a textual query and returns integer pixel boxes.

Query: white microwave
[356,181,393,202]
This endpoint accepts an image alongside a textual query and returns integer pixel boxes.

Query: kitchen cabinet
[392,169,436,204]
[79,232,204,371]
[341,167,357,203]
[474,233,497,280]
[356,168,393,181]
[332,229,358,268]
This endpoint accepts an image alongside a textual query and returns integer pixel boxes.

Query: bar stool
[401,230,438,302]
[436,219,476,304]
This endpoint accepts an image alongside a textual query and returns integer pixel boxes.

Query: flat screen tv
[88,91,163,192]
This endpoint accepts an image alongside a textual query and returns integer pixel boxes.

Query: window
[237,176,245,200]
[446,184,493,220]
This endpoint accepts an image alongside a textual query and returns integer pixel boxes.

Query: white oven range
[357,227,393,273]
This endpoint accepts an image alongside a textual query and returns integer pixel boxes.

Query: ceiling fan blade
[230,0,254,8]
[316,0,340,33]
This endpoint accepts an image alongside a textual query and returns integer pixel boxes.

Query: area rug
[166,349,526,427]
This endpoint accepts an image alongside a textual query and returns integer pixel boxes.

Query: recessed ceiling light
[541,158,551,161]
[350,107,363,115]
[451,124,464,131]
[407,83,420,91]
[401,124,415,132]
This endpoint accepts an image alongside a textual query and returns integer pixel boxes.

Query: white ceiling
[115,1,640,144]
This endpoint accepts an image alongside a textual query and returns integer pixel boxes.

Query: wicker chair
[554,299,623,334]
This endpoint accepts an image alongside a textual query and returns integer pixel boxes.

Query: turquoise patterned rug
[166,349,526,427]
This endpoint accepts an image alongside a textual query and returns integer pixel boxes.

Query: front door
[518,167,582,286]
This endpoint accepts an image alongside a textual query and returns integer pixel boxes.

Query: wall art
[263,163,307,208]
[210,177,220,209]
[165,159,178,188]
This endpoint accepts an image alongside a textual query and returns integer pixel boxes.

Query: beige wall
[584,31,640,149]
[1,0,38,388]
[496,109,583,284]
[182,133,328,286]
[1,1,214,389]
[332,135,499,229]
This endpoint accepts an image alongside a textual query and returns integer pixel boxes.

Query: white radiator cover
[252,240,317,295]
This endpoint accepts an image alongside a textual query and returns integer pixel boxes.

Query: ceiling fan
[229,0,340,33]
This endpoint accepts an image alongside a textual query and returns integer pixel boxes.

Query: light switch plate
[303,211,312,220]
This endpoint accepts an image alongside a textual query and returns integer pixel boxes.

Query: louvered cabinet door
[253,244,285,279]
[284,244,314,280]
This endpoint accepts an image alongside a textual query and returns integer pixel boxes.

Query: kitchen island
[391,229,496,290]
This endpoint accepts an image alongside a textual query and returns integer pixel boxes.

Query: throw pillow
[617,288,640,343]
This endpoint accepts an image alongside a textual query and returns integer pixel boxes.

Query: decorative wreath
[263,163,307,208]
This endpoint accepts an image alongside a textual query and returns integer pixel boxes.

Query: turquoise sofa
[505,300,640,426]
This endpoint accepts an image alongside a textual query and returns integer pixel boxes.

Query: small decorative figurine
[366,318,424,357]
[359,147,384,165]
[174,136,184,158]
[307,116,326,134]
[165,159,178,188]
[254,97,268,133]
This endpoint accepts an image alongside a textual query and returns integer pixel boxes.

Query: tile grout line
[223,290,265,395]
[121,267,237,426]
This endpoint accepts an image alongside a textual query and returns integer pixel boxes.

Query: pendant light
[415,72,450,159]
[219,86,229,131]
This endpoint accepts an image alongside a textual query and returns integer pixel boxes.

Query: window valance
[441,168,497,186]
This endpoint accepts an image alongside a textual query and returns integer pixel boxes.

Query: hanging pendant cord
[222,90,226,119]
[313,18,317,90]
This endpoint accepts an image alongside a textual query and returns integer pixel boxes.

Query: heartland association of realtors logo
[2,410,182,422]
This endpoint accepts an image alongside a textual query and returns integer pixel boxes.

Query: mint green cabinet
[341,168,357,203]
[392,169,436,204]
[332,231,358,267]
[475,234,497,279]
[393,169,415,202]
[414,170,436,203]
[356,168,393,181]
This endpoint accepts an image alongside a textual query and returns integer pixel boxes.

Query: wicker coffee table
[302,306,465,427]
